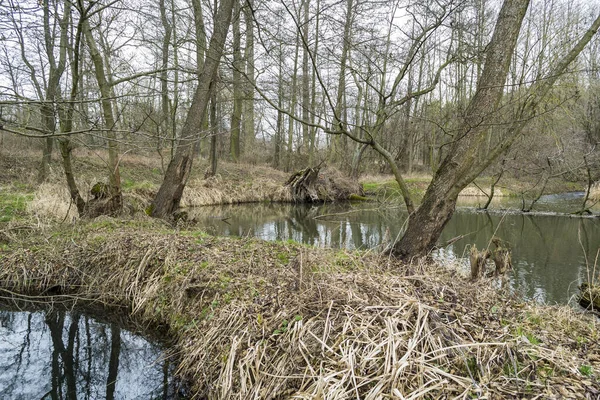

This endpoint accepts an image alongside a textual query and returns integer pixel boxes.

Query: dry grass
[590,182,600,201]
[6,151,313,219]
[182,173,292,206]
[26,183,79,222]
[0,221,598,399]
[459,186,505,197]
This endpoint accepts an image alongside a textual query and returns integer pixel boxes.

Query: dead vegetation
[591,182,600,201]
[1,151,358,222]
[286,165,363,203]
[0,220,598,399]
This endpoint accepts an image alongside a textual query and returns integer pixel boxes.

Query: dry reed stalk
[0,224,598,399]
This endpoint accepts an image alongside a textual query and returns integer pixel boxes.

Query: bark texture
[392,0,600,261]
[392,0,530,260]
[150,0,235,218]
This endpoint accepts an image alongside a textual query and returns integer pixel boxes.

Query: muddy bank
[0,218,599,398]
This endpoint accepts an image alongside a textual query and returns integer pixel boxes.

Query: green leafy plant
[579,365,593,377]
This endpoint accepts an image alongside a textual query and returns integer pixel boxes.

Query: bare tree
[392,1,600,260]
[150,0,235,218]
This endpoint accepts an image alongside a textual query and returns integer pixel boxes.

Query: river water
[0,306,180,399]
[188,194,599,305]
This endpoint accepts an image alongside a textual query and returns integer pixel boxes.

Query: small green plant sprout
[273,319,289,335]
[579,365,593,377]
[515,327,541,345]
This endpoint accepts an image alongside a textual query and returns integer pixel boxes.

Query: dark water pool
[0,306,180,399]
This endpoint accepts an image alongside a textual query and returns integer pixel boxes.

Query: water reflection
[0,307,178,399]
[188,201,599,305]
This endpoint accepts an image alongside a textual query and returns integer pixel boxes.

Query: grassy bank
[360,174,586,202]
[0,218,598,399]
[0,150,363,223]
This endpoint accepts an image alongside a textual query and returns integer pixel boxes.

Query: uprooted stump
[285,166,363,202]
[84,182,122,218]
[491,237,512,275]
[579,282,600,310]
[469,237,513,281]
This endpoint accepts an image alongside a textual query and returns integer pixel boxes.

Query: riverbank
[360,173,586,203]
[0,218,598,398]
[3,149,592,224]
[0,150,365,222]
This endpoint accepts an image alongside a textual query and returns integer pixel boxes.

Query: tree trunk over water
[392,0,529,260]
[392,0,600,261]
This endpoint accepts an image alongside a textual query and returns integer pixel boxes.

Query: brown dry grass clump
[459,186,505,197]
[590,182,600,201]
[0,219,598,399]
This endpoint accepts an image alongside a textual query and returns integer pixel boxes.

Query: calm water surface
[0,307,179,399]
[188,194,599,305]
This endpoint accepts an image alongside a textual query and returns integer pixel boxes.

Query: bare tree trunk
[38,0,69,183]
[243,0,255,153]
[287,30,300,172]
[392,0,600,261]
[192,0,208,157]
[150,0,235,218]
[308,0,320,165]
[332,0,352,166]
[159,0,172,152]
[230,0,242,162]
[58,1,86,216]
[209,84,218,177]
[273,40,284,169]
[82,16,122,211]
[301,0,311,156]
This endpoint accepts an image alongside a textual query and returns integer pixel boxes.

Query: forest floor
[0,218,598,399]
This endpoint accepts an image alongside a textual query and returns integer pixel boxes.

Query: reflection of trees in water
[106,325,121,400]
[0,308,175,399]
[437,212,598,303]
[189,202,598,304]
[287,206,320,245]
[46,311,78,399]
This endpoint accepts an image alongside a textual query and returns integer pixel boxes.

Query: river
[188,193,599,305]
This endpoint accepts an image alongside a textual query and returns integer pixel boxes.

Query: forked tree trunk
[150,0,234,218]
[392,0,529,260]
[392,0,600,261]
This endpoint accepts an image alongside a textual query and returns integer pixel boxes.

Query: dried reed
[1,223,598,399]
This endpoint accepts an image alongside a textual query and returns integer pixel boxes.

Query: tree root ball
[285,166,363,203]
